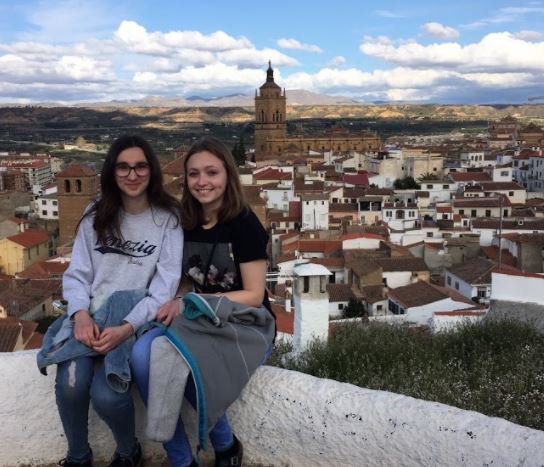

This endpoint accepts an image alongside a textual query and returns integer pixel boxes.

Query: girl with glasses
[42,135,183,467]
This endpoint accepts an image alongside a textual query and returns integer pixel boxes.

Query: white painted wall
[342,237,381,250]
[3,352,544,467]
[491,272,544,305]
[384,271,413,289]
[293,276,330,349]
[430,314,485,333]
[406,298,476,326]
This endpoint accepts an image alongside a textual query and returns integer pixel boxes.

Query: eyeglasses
[115,162,150,177]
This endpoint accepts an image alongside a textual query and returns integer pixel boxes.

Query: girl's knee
[55,360,91,402]
[90,383,132,412]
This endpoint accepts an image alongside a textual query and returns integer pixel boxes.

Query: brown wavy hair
[181,137,247,230]
[79,135,180,244]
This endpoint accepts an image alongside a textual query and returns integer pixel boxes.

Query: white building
[35,193,59,220]
[300,194,329,231]
[293,263,332,350]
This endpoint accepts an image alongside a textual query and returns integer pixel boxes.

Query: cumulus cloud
[277,38,322,53]
[132,63,266,96]
[360,32,544,72]
[327,56,346,67]
[0,52,114,84]
[114,21,252,55]
[422,22,460,40]
[514,30,544,41]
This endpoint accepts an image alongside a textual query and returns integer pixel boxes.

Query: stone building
[57,165,99,245]
[254,63,382,161]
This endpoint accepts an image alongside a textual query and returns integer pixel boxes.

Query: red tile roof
[343,172,369,187]
[7,228,49,248]
[0,320,21,352]
[272,305,294,334]
[57,164,96,177]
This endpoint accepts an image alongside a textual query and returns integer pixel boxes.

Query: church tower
[254,61,287,160]
[57,165,99,245]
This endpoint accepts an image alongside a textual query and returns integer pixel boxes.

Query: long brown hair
[181,137,247,230]
[80,135,180,244]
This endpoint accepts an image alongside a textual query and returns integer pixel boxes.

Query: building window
[426,184,433,189]
[500,170,508,176]
[52,200,57,206]
[41,200,46,205]
[459,209,464,215]
[303,277,310,293]
[338,304,344,310]
[427,232,433,238]
[64,180,71,192]
[509,191,514,196]
[485,210,491,217]
[455,281,459,290]
[42,210,47,215]
[478,289,486,298]
[53,211,58,216]
[443,185,449,189]
[471,209,477,217]
[447,276,451,286]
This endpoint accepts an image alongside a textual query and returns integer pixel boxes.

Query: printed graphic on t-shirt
[95,235,158,257]
[183,241,239,293]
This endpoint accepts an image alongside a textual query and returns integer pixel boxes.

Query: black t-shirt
[183,209,269,305]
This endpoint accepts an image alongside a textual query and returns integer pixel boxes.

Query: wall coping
[2,350,544,466]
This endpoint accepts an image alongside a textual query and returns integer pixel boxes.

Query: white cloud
[360,32,544,72]
[375,10,404,18]
[0,52,114,84]
[327,56,346,67]
[217,48,298,67]
[132,63,266,95]
[114,21,252,56]
[277,38,322,53]
[514,30,544,41]
[422,22,459,40]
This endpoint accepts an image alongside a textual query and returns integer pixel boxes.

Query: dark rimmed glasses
[115,162,150,177]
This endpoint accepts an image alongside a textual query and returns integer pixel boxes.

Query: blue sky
[0,0,543,104]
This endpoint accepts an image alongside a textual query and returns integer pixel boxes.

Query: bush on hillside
[268,319,544,431]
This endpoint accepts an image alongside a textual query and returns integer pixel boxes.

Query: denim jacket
[37,289,148,393]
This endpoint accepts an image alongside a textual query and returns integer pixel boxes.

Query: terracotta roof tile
[7,228,49,248]
[57,164,96,177]
[0,320,22,352]
[326,283,356,302]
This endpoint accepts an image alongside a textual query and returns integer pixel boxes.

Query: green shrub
[269,319,544,431]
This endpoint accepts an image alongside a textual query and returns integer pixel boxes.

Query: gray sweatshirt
[63,206,183,330]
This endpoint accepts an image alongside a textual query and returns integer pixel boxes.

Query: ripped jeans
[55,356,138,463]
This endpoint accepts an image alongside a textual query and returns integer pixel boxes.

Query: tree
[393,176,421,190]
[343,298,368,319]
[418,172,440,182]
[231,134,246,166]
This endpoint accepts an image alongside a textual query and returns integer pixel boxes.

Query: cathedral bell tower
[254,61,287,160]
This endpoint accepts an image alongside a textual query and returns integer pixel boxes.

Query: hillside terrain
[0,104,542,130]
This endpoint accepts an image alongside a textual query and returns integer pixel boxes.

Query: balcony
[2,350,543,466]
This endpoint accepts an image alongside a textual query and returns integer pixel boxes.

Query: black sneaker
[58,451,93,467]
[214,434,243,467]
[108,442,142,467]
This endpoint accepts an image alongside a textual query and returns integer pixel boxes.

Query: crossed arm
[156,259,267,326]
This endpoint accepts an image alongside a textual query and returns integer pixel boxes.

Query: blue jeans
[131,327,234,467]
[55,356,138,463]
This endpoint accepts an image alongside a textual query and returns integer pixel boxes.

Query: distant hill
[79,89,360,108]
[0,104,543,129]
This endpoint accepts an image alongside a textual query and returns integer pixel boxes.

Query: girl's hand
[156,298,184,326]
[73,310,99,348]
[92,323,134,354]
